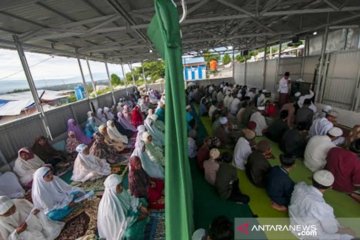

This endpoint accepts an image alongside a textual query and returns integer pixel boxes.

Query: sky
[0,48,138,82]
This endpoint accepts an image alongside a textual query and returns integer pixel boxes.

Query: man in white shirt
[249,106,268,136]
[230,96,241,115]
[304,127,342,172]
[233,129,255,170]
[308,110,338,138]
[278,72,290,107]
[216,90,224,104]
[208,100,218,119]
[289,170,355,240]
[223,90,233,110]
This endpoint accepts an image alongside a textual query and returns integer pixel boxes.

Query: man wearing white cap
[249,106,268,136]
[233,128,256,170]
[289,170,355,240]
[304,127,342,172]
[223,90,233,110]
[203,148,221,186]
[308,110,338,138]
[216,89,224,104]
[314,105,332,120]
[214,117,232,146]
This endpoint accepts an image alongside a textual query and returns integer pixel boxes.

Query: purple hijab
[117,112,137,132]
[67,119,91,145]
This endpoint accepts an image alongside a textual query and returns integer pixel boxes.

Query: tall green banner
[147,0,193,239]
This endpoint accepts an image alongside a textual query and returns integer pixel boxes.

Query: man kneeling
[289,170,356,240]
[266,154,295,212]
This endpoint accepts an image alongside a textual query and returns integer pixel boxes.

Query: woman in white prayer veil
[0,172,25,199]
[142,132,165,166]
[144,114,165,147]
[97,174,149,240]
[0,196,64,240]
[13,148,45,188]
[107,120,129,144]
[135,125,146,148]
[131,141,164,179]
[32,167,85,221]
[87,111,102,126]
[71,144,111,183]
[96,108,107,123]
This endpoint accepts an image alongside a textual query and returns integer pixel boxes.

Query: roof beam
[183,32,289,44]
[216,0,274,33]
[186,0,210,16]
[323,0,339,11]
[105,0,150,45]
[15,6,360,43]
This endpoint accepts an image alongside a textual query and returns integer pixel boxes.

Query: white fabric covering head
[142,131,151,143]
[13,148,45,186]
[72,142,111,183]
[0,196,13,215]
[0,197,64,240]
[313,170,334,187]
[32,167,80,213]
[97,174,127,240]
[106,120,128,144]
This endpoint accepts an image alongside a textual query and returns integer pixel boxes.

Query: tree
[203,50,220,66]
[222,53,231,65]
[111,73,121,86]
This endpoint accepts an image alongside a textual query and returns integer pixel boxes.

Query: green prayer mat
[199,113,360,239]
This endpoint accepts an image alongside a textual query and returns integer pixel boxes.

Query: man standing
[278,72,290,107]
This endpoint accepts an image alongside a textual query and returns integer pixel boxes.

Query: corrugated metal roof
[0,0,359,63]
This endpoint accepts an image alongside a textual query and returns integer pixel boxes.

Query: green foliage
[123,60,165,84]
[235,54,251,63]
[7,88,29,93]
[67,93,77,103]
[222,53,231,65]
[111,73,121,86]
[203,50,220,65]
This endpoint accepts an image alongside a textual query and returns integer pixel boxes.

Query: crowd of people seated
[187,78,359,240]
[1,77,359,239]
[0,88,167,239]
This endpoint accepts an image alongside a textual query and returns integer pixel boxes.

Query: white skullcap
[219,117,228,125]
[328,127,343,137]
[186,105,192,110]
[0,196,14,215]
[295,92,301,97]
[258,106,265,111]
[322,105,332,113]
[209,148,220,159]
[327,110,338,118]
[313,170,334,187]
[192,229,206,240]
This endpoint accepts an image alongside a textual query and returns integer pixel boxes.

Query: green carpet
[199,112,360,239]
[191,106,265,238]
